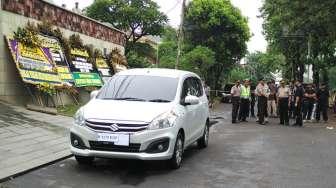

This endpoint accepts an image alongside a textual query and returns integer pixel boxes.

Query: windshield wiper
[109,97,146,101]
[148,99,171,103]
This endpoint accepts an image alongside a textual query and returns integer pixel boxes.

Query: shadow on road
[72,144,203,186]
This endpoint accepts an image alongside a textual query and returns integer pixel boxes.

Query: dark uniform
[293,84,304,126]
[316,86,329,122]
[250,85,256,117]
[303,87,316,120]
[289,84,295,118]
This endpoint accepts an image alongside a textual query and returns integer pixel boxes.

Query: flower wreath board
[69,48,103,87]
[6,36,63,86]
[38,34,74,84]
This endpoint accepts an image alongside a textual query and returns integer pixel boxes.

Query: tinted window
[98,75,178,102]
[192,78,203,97]
[180,77,203,99]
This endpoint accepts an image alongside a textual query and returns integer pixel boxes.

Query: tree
[180,46,215,80]
[261,0,336,84]
[126,50,152,68]
[126,42,156,68]
[246,51,285,80]
[86,0,168,54]
[158,26,178,69]
[228,67,250,83]
[184,0,250,89]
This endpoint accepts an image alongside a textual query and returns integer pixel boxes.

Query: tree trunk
[312,63,319,87]
[298,63,304,82]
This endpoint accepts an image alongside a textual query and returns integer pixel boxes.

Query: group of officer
[230,78,330,126]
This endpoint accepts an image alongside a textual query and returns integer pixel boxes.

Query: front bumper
[70,125,177,160]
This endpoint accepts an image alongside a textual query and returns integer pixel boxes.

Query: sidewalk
[0,102,73,181]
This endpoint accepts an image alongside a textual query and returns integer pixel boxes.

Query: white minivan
[70,68,210,168]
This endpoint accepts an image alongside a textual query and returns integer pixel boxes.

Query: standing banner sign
[70,48,103,87]
[6,37,62,85]
[38,35,74,83]
[95,57,113,77]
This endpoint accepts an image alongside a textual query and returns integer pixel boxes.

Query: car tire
[197,122,209,149]
[169,132,184,169]
[75,155,94,165]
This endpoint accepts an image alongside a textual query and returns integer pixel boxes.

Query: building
[0,0,126,105]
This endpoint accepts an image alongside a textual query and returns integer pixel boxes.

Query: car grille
[89,141,141,153]
[85,120,148,133]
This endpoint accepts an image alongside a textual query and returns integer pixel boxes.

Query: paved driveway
[2,104,336,188]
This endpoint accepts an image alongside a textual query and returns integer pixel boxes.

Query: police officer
[303,84,316,122]
[316,83,329,123]
[238,79,251,122]
[256,78,270,125]
[292,80,304,126]
[277,80,290,125]
[231,80,241,124]
[250,82,256,117]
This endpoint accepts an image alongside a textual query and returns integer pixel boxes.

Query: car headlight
[74,108,85,126]
[148,110,178,130]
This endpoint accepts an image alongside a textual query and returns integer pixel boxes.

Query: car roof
[117,68,199,79]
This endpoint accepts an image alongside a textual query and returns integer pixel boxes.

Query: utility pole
[175,0,187,69]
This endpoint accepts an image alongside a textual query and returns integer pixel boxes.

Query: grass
[57,104,83,117]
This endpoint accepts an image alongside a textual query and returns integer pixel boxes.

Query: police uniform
[238,85,251,122]
[231,84,241,123]
[316,86,329,122]
[277,84,290,125]
[293,84,304,126]
[256,82,270,125]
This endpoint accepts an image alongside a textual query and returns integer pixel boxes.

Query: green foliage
[85,0,168,53]
[228,67,250,83]
[13,22,41,48]
[180,46,215,80]
[69,34,84,49]
[184,0,250,89]
[261,0,336,83]
[57,103,83,117]
[246,51,285,81]
[157,26,178,69]
[328,67,336,90]
[132,42,156,60]
[36,83,56,96]
[126,50,152,68]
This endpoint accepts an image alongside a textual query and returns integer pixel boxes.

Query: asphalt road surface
[2,106,336,188]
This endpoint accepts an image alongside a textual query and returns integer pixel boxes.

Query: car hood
[83,99,174,123]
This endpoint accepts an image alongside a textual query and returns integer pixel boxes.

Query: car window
[192,78,203,97]
[180,78,192,100]
[180,77,203,99]
[97,75,179,102]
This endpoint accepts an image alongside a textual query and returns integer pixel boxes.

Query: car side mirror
[184,95,199,105]
[90,90,99,99]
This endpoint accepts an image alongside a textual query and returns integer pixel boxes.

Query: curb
[0,154,73,183]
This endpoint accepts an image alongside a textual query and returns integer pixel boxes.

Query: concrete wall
[0,8,125,105]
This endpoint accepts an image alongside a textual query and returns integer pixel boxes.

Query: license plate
[97,133,130,146]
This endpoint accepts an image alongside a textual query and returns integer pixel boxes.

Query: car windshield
[97,75,178,102]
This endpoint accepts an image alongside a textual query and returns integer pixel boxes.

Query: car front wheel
[197,122,209,148]
[169,132,184,169]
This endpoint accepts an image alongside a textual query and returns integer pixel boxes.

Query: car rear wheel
[197,122,209,148]
[169,132,184,169]
[75,155,94,165]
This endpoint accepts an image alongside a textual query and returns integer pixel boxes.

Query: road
[2,105,336,188]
